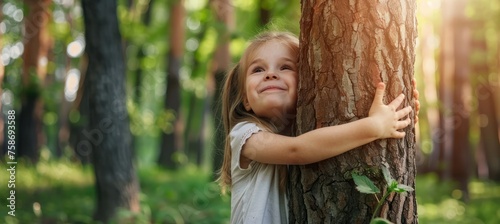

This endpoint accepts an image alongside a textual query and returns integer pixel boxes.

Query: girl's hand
[412,78,420,124]
[368,82,413,139]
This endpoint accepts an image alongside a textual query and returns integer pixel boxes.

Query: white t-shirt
[230,122,288,224]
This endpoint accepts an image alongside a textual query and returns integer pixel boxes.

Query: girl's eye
[281,65,293,70]
[252,67,264,73]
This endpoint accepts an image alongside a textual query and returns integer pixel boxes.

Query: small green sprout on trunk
[352,166,414,224]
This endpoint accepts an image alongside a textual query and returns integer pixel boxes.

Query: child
[218,31,417,223]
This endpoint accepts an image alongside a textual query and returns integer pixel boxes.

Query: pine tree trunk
[19,0,52,162]
[289,0,418,223]
[158,0,185,168]
[435,0,471,199]
[81,0,140,222]
[471,22,500,181]
[209,0,234,176]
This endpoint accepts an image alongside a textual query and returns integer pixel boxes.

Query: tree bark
[158,0,185,168]
[81,0,140,222]
[289,0,418,223]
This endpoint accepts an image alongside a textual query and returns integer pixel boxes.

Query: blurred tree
[209,0,234,177]
[433,0,472,200]
[18,0,52,162]
[127,0,153,154]
[81,0,140,222]
[69,57,91,163]
[158,0,185,169]
[289,0,418,222]
[417,23,440,174]
[258,0,270,26]
[471,21,500,181]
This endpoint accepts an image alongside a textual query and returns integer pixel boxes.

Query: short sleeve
[230,122,262,172]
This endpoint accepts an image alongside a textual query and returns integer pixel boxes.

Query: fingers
[392,131,406,139]
[373,82,386,104]
[396,118,411,130]
[413,88,420,100]
[388,94,405,109]
[414,99,420,124]
[396,106,413,118]
[392,118,411,139]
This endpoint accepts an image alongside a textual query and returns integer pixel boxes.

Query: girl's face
[243,40,298,121]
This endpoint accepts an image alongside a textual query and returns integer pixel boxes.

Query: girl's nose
[265,71,279,80]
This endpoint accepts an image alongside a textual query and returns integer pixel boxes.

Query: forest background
[0,0,499,223]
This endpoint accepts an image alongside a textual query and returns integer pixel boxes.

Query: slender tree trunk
[450,0,472,200]
[130,0,153,154]
[258,0,271,26]
[471,22,500,181]
[289,1,418,223]
[418,23,439,174]
[158,0,185,168]
[69,56,92,163]
[19,0,52,163]
[434,0,472,199]
[81,0,140,222]
[185,94,204,165]
[209,0,234,176]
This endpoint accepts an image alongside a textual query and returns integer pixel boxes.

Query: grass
[0,159,230,224]
[1,159,499,223]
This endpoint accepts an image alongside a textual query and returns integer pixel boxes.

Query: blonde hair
[217,31,299,192]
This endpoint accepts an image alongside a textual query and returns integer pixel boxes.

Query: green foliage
[352,173,380,194]
[1,161,499,223]
[352,166,414,223]
[0,160,229,224]
[417,174,500,224]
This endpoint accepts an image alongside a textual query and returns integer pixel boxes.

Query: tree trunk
[450,0,472,200]
[210,0,234,177]
[416,21,439,174]
[471,22,500,181]
[19,0,52,163]
[69,56,92,163]
[258,0,271,26]
[434,0,472,199]
[158,0,185,168]
[289,1,418,223]
[81,0,140,222]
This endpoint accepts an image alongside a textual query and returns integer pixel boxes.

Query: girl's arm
[241,82,413,165]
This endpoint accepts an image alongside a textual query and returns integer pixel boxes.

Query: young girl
[218,31,416,223]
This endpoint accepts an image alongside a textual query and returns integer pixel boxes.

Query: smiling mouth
[260,86,285,93]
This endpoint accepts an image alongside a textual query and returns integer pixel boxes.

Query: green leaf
[393,184,415,193]
[370,217,394,224]
[389,180,399,191]
[352,173,380,194]
[381,166,394,186]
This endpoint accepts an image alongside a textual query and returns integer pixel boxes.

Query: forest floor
[0,159,499,224]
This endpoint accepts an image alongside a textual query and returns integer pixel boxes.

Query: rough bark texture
[289,0,418,223]
[81,0,140,222]
[158,0,185,168]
